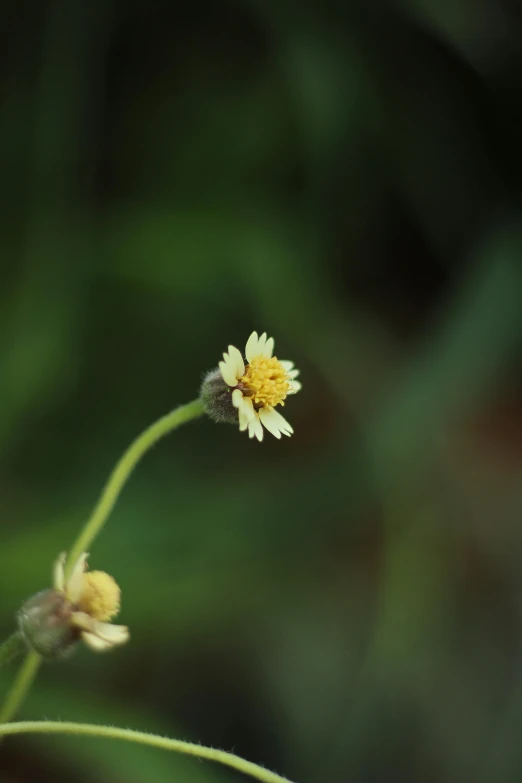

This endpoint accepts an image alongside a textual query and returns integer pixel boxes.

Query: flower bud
[200,367,237,424]
[18,589,79,660]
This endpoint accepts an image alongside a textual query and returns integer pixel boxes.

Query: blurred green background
[3,0,522,781]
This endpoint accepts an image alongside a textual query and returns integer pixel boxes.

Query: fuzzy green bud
[200,368,238,424]
[18,589,79,660]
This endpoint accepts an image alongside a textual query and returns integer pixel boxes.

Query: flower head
[53,552,129,652]
[216,331,301,441]
[18,553,129,659]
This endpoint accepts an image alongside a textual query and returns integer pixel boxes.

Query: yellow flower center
[239,356,290,408]
[77,571,121,622]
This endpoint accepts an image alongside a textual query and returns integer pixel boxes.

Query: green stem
[0,652,41,723]
[0,633,26,669]
[66,399,204,574]
[0,399,204,724]
[0,720,295,783]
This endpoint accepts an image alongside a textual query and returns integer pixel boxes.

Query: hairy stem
[66,398,204,573]
[0,652,41,723]
[0,633,26,670]
[0,720,295,783]
[0,399,204,723]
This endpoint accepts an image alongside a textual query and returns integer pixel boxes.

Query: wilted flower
[18,553,129,659]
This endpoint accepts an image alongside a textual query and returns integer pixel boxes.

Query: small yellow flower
[53,552,129,652]
[219,331,301,441]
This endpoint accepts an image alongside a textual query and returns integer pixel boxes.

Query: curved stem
[66,398,204,574]
[0,399,204,724]
[0,720,295,783]
[0,633,26,669]
[0,652,41,723]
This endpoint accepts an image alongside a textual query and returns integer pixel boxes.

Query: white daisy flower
[53,552,130,652]
[218,331,301,441]
[18,553,130,659]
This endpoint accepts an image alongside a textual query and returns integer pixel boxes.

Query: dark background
[2,0,522,781]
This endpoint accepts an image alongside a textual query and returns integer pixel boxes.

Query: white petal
[263,337,275,358]
[233,392,255,431]
[223,350,240,377]
[267,407,293,436]
[280,360,294,370]
[81,625,129,652]
[66,553,88,603]
[287,368,300,379]
[53,552,66,592]
[236,397,250,432]
[71,610,96,632]
[288,380,302,393]
[219,358,237,386]
[257,332,268,355]
[241,396,257,422]
[238,408,249,431]
[245,331,259,362]
[79,616,129,650]
[74,613,129,646]
[81,631,114,651]
[227,345,245,377]
[92,621,130,644]
[258,407,282,439]
[232,388,244,409]
[248,414,264,441]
